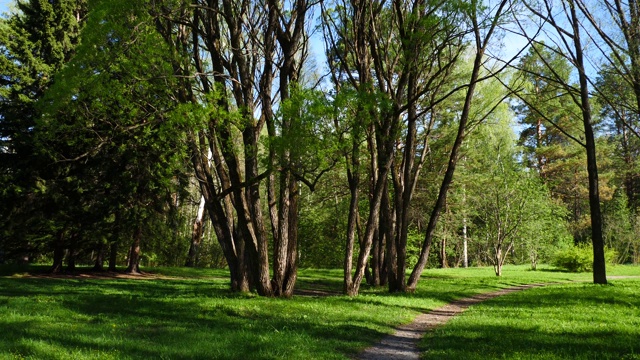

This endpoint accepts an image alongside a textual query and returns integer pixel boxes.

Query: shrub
[552,244,617,272]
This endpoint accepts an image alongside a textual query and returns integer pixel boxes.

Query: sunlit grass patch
[421,279,640,359]
[0,264,638,359]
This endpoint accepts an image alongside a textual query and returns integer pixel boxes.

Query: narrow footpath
[357,283,547,360]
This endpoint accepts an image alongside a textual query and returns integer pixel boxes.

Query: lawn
[421,278,640,359]
[0,265,638,359]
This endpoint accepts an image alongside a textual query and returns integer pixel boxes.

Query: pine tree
[0,0,87,263]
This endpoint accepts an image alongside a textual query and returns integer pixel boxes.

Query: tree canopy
[1,0,637,294]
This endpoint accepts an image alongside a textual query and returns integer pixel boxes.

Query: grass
[421,278,640,359]
[0,264,638,359]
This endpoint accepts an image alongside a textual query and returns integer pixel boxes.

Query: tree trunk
[385,181,400,292]
[343,158,361,296]
[463,214,468,268]
[66,232,78,271]
[370,228,381,286]
[440,237,448,268]
[186,195,206,267]
[93,243,105,271]
[108,242,118,271]
[125,226,142,274]
[494,245,503,276]
[282,180,300,297]
[50,230,65,273]
[568,0,607,284]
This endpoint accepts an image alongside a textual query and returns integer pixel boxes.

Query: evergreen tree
[36,0,188,273]
[0,0,86,262]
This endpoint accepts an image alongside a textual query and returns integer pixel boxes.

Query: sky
[0,0,11,15]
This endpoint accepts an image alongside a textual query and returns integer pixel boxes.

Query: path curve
[357,283,547,360]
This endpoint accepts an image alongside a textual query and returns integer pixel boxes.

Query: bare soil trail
[357,283,547,360]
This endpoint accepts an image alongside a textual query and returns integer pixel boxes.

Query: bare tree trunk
[50,230,65,273]
[440,238,448,268]
[66,232,78,271]
[108,242,117,271]
[93,242,105,271]
[407,0,509,290]
[186,195,206,267]
[494,245,503,277]
[463,214,468,268]
[343,146,361,296]
[370,228,381,286]
[125,226,142,274]
[282,180,300,297]
[567,0,607,284]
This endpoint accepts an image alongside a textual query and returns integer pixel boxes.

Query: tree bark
[463,211,468,268]
[92,242,105,271]
[125,226,142,274]
[185,195,206,267]
[50,230,65,273]
[568,0,607,284]
[108,242,118,272]
[66,232,78,271]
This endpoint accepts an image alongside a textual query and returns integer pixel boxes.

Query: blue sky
[0,0,11,14]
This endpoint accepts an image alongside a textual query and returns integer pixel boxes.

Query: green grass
[421,278,640,359]
[0,264,638,359]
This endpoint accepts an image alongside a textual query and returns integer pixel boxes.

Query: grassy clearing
[0,265,637,359]
[421,278,640,359]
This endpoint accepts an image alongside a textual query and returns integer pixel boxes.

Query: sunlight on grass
[421,279,640,359]
[0,264,638,359]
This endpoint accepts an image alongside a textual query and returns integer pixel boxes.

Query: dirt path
[357,283,547,360]
[16,270,179,280]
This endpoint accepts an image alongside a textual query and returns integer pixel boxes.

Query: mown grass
[421,277,640,359]
[0,264,637,359]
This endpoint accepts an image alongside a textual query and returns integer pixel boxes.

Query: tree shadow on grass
[421,282,640,359]
[422,323,640,360]
[1,278,386,359]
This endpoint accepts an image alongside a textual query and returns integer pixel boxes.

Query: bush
[552,244,617,272]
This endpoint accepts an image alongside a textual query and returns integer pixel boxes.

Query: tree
[516,0,608,284]
[152,0,321,297]
[512,44,614,243]
[0,0,87,265]
[407,0,513,291]
[322,0,508,295]
[34,0,188,274]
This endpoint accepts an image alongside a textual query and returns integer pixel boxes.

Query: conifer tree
[0,0,86,263]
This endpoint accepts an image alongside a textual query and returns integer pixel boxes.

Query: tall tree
[0,0,86,264]
[519,0,607,284]
[35,0,188,273]
[322,0,470,295]
[512,44,607,242]
[407,0,512,291]
[153,0,319,296]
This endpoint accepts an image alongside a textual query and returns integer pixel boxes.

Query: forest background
[1,0,639,297]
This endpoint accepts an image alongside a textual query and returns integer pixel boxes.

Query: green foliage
[457,99,571,271]
[552,244,594,272]
[552,244,617,272]
[602,190,640,264]
[6,0,191,267]
[298,171,348,268]
[0,0,87,261]
[270,84,339,182]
